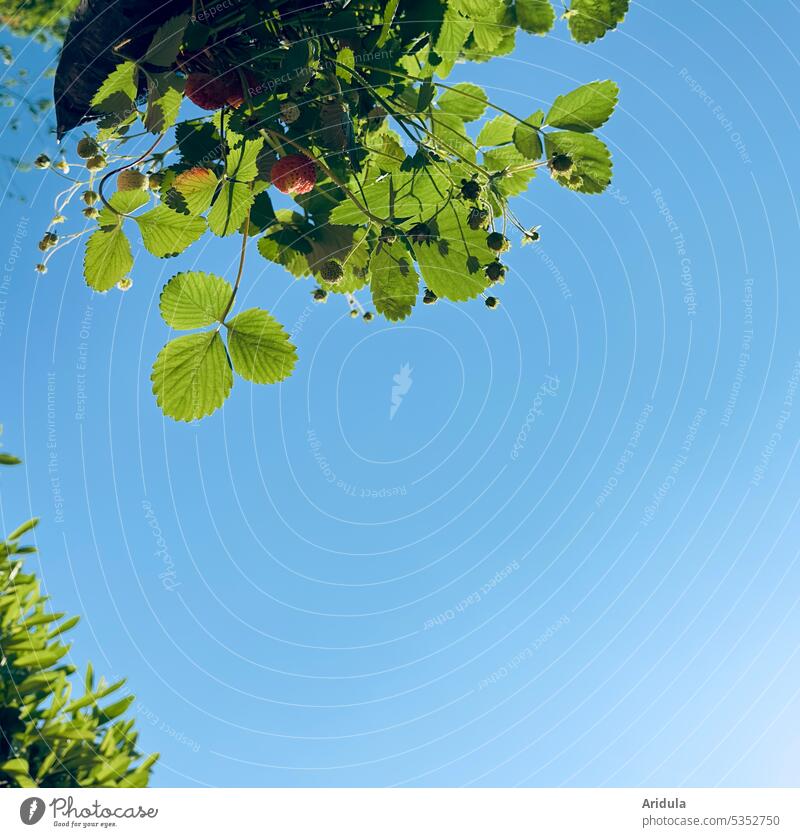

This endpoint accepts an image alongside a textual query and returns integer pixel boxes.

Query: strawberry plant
[36,0,628,422]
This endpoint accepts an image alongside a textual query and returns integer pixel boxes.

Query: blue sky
[2,1,800,787]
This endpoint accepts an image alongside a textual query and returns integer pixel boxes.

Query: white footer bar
[1,788,797,835]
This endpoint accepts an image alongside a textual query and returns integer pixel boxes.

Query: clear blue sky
[2,1,800,787]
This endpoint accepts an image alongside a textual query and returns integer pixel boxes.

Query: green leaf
[208,181,254,237]
[476,113,517,146]
[370,242,419,321]
[96,694,135,724]
[144,13,190,68]
[336,47,355,80]
[97,190,150,227]
[14,645,70,669]
[546,80,618,131]
[7,517,38,541]
[437,83,488,121]
[513,110,544,159]
[330,170,455,226]
[225,137,263,181]
[159,272,232,329]
[151,332,232,421]
[515,0,556,33]
[90,61,138,113]
[545,131,613,193]
[484,145,537,196]
[433,9,473,77]
[144,73,184,134]
[430,112,476,163]
[567,0,629,44]
[413,201,490,301]
[168,167,219,215]
[377,0,400,47]
[0,453,21,465]
[135,205,206,257]
[84,227,132,291]
[176,120,221,165]
[226,308,297,384]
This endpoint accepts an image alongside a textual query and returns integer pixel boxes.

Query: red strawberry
[270,155,317,195]
[184,73,232,111]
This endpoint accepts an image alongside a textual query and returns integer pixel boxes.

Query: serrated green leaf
[567,0,629,44]
[413,202,490,301]
[167,167,219,215]
[515,0,556,34]
[433,9,473,77]
[90,61,138,114]
[144,13,190,68]
[484,145,537,196]
[144,73,184,134]
[546,80,618,131]
[370,242,419,321]
[513,110,544,159]
[476,113,517,146]
[208,181,254,237]
[437,82,488,121]
[135,205,206,257]
[226,308,297,384]
[84,227,132,291]
[159,272,232,329]
[330,170,454,226]
[225,137,263,180]
[151,332,232,421]
[97,190,150,227]
[545,130,613,193]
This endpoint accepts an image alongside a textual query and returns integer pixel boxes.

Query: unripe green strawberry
[312,288,327,303]
[148,172,164,191]
[34,154,50,169]
[117,169,148,191]
[319,259,344,284]
[363,311,373,322]
[35,263,47,274]
[423,288,438,305]
[486,231,509,252]
[485,296,500,309]
[82,190,99,205]
[280,100,300,124]
[83,206,100,219]
[349,309,359,318]
[86,155,106,172]
[76,137,99,159]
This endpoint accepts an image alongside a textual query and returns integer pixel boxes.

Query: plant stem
[97,133,164,217]
[220,205,251,326]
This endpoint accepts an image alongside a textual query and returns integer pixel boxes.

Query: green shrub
[0,456,156,788]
